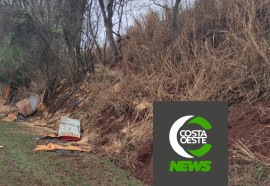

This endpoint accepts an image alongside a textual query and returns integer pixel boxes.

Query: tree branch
[152,0,172,10]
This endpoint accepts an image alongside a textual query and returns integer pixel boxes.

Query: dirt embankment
[1,75,269,184]
[19,71,154,184]
[42,91,270,184]
[229,102,270,162]
[228,102,270,185]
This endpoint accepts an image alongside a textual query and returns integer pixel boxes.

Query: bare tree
[86,0,104,65]
[172,0,181,39]
[98,0,129,67]
[98,0,119,66]
[152,0,182,39]
[60,0,88,78]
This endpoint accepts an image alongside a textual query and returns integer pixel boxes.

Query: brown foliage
[32,0,270,184]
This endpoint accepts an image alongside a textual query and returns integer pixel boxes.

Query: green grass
[0,121,145,186]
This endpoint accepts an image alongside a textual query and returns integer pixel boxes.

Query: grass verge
[0,121,145,186]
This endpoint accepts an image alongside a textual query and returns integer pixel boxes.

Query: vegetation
[0,0,270,185]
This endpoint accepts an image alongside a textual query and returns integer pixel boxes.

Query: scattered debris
[38,92,46,112]
[38,103,46,112]
[34,143,90,152]
[15,95,40,117]
[35,116,82,142]
[16,98,35,116]
[3,114,17,122]
[58,117,81,141]
[36,133,58,140]
[38,98,46,112]
[29,95,40,112]
[17,113,27,121]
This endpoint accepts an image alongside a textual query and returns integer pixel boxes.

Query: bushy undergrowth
[75,0,270,183]
[123,0,270,104]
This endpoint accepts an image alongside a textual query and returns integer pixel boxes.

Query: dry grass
[124,0,270,102]
[77,0,270,182]
[232,141,270,167]
[35,0,270,183]
[229,163,270,186]
[229,141,270,185]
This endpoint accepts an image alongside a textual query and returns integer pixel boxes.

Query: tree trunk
[98,0,120,66]
[172,0,181,40]
[106,20,120,61]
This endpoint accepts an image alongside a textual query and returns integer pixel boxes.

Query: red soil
[229,103,270,162]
